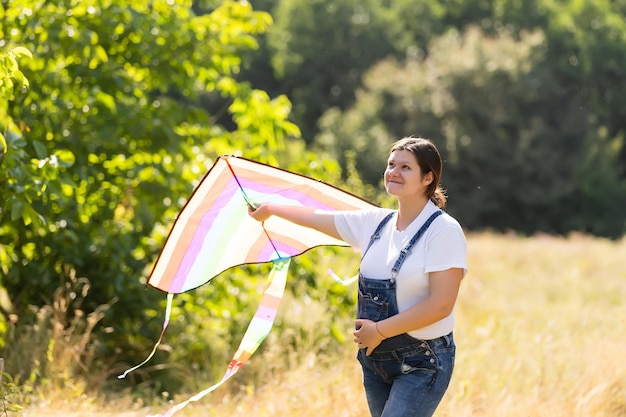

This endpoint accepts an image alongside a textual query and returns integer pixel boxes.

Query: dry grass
[20,233,626,417]
[443,232,626,417]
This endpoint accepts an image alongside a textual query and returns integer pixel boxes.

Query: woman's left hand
[353,319,385,356]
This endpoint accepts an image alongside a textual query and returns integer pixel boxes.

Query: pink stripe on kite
[171,179,240,292]
[254,305,278,322]
[237,177,336,210]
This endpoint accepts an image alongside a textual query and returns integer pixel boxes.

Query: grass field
[19,233,626,417]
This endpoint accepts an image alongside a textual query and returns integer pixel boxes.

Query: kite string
[224,158,256,209]
[225,158,283,260]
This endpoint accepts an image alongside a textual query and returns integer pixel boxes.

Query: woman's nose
[387,166,399,176]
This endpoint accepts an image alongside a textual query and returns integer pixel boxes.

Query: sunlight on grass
[446,233,626,417]
[21,233,626,417]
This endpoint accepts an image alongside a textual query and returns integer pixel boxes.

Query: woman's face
[384,149,432,199]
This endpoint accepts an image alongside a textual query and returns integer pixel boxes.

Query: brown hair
[390,137,447,208]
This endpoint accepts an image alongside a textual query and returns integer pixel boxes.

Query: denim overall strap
[360,212,395,262]
[356,209,443,351]
[391,210,442,279]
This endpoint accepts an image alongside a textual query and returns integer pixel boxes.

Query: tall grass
[4,268,114,414]
[444,233,626,417]
[20,233,626,416]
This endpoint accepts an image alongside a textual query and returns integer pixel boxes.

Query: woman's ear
[423,171,434,186]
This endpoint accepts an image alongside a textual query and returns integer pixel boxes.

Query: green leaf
[95,90,116,112]
[55,149,76,167]
[10,46,33,59]
[0,133,7,154]
[10,201,24,222]
[32,141,48,159]
[10,138,27,149]
[22,204,45,227]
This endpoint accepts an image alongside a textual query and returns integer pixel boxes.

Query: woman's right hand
[248,203,272,222]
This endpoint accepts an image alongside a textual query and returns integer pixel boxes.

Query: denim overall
[356,210,456,417]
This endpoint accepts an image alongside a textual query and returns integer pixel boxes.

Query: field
[19,233,626,417]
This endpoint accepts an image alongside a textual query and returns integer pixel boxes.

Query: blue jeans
[357,275,455,417]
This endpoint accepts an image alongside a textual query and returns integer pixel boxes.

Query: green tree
[0,44,33,347]
[538,0,626,236]
[265,0,405,140]
[314,21,626,237]
[0,46,31,153]
[244,0,552,142]
[0,0,304,386]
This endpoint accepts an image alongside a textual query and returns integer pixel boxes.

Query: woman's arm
[248,203,342,240]
[354,267,464,355]
[379,268,463,334]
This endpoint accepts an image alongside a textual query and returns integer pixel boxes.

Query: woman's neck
[395,197,430,231]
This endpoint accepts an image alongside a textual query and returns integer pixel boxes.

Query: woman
[249,137,467,417]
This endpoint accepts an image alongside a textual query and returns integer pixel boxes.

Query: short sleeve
[334,209,394,253]
[424,220,468,277]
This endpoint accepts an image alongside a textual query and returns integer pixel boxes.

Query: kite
[120,155,376,417]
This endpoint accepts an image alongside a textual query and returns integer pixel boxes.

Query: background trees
[0,0,312,388]
[246,0,626,237]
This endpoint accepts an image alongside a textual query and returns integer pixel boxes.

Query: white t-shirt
[334,200,468,339]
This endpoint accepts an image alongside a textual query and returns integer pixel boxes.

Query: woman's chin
[385,183,402,195]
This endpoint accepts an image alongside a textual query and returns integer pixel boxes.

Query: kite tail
[328,268,358,286]
[118,292,174,379]
[147,258,291,417]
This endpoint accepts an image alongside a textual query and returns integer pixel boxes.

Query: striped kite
[120,155,376,417]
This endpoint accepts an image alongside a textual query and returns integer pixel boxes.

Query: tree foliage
[263,0,396,140]
[311,1,626,238]
[238,0,626,238]
[0,0,311,385]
